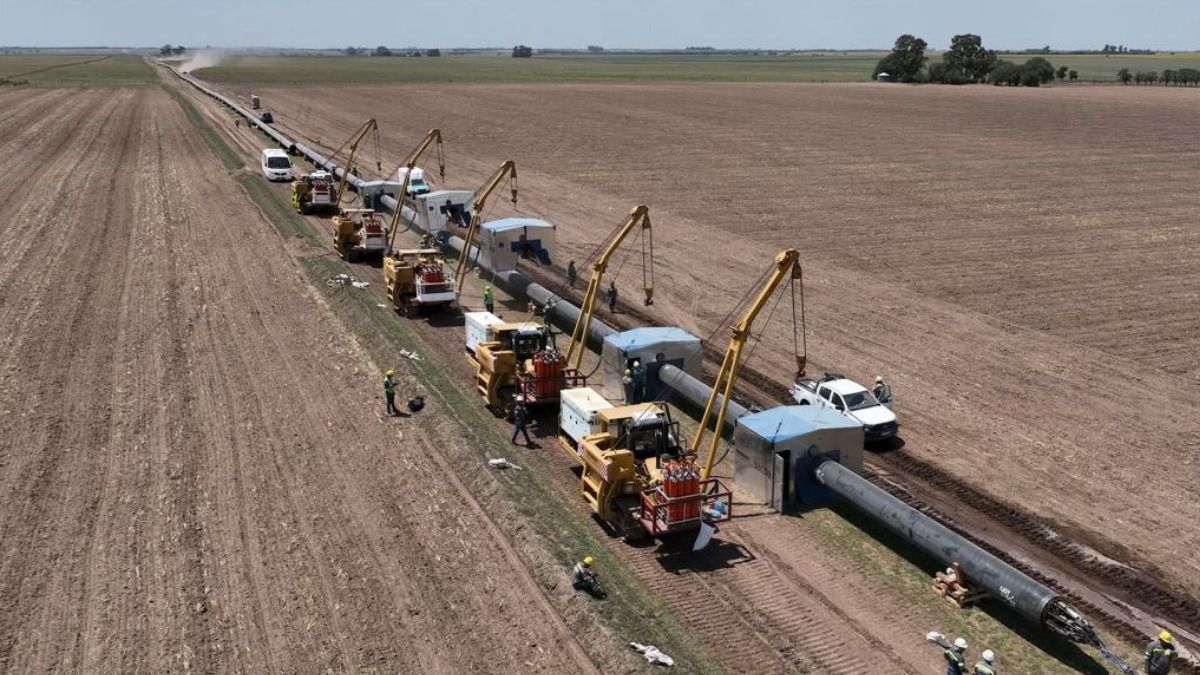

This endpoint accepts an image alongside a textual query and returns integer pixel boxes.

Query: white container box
[464,311,504,355]
[559,387,614,448]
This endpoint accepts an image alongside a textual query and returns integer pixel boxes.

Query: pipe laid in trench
[656,363,1098,643]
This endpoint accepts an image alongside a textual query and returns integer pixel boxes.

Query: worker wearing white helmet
[973,649,996,675]
[945,637,969,675]
[872,374,893,406]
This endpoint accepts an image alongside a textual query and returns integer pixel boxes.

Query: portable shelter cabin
[734,405,864,510]
[477,218,556,273]
[414,189,472,237]
[600,327,703,403]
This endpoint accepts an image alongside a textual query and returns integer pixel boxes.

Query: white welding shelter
[356,180,403,211]
[475,218,556,274]
[414,189,472,236]
[734,405,864,510]
[600,327,703,402]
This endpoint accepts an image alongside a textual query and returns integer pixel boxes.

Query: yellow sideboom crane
[328,118,379,213]
[693,248,806,481]
[454,160,518,294]
[565,205,654,371]
[385,128,446,252]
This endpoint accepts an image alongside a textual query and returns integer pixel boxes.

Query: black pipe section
[815,460,1096,642]
[658,363,749,431]
[656,360,1099,643]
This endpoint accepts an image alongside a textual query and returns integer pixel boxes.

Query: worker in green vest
[383,369,397,416]
[973,649,996,674]
[483,284,495,313]
[1146,631,1175,675]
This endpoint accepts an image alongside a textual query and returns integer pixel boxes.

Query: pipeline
[165,64,1134,670]
[655,363,1134,669]
[164,63,615,349]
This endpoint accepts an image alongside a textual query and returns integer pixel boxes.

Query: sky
[3,0,1199,51]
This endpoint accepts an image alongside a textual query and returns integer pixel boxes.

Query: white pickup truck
[792,373,899,442]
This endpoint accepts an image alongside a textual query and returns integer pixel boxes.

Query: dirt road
[237,82,1200,603]
[0,86,599,674]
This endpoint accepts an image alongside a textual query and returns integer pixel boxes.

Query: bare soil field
[0,86,601,673]
[237,82,1200,603]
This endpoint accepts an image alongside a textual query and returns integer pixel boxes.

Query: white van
[261,148,293,181]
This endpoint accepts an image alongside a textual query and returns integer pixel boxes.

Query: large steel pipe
[658,363,749,430]
[815,460,1063,626]
[439,230,615,347]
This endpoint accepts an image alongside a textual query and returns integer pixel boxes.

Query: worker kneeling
[571,556,606,600]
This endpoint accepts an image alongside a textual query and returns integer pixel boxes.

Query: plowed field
[0,87,598,673]
[241,82,1200,601]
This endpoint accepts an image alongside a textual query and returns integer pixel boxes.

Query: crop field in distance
[192,51,1200,84]
[0,54,155,85]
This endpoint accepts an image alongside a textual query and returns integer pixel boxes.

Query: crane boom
[454,160,518,293]
[386,128,446,251]
[565,205,653,371]
[694,249,805,480]
[330,118,377,213]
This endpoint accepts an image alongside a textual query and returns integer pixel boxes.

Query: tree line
[345,47,441,57]
[874,34,1075,86]
[1117,68,1200,85]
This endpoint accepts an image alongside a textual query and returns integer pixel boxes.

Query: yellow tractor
[291,170,337,214]
[382,248,456,315]
[570,402,731,539]
[471,321,585,417]
[331,208,388,261]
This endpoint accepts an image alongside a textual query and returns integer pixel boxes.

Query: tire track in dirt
[0,89,139,672]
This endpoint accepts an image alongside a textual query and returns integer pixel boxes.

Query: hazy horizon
[4,1,1199,52]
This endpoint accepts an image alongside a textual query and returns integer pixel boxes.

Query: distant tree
[345,46,360,56]
[989,60,1023,86]
[160,44,174,56]
[1178,68,1200,86]
[1146,70,1159,84]
[1023,56,1056,84]
[172,46,186,55]
[512,45,533,58]
[425,48,440,57]
[1056,65,1069,81]
[1116,67,1132,84]
[929,61,970,84]
[587,45,604,53]
[943,33,997,82]
[373,46,392,57]
[1162,69,1175,85]
[1020,67,1043,87]
[873,34,928,83]
[1069,69,1078,81]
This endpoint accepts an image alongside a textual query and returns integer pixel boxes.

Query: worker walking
[1145,631,1175,675]
[873,375,893,407]
[570,555,606,599]
[511,402,532,446]
[926,633,969,675]
[973,649,996,675]
[567,260,577,288]
[622,368,635,404]
[383,369,398,416]
[483,284,495,313]
[945,637,969,675]
[606,281,618,313]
